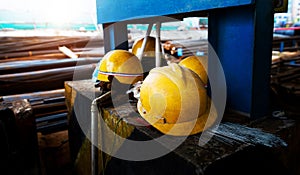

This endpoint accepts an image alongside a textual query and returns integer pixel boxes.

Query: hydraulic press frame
[95,0,274,118]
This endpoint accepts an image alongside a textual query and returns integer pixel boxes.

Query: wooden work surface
[65,79,299,175]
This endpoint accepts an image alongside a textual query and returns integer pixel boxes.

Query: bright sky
[0,0,97,23]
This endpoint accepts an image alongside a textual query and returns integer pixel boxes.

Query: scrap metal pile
[0,36,103,133]
[271,51,300,116]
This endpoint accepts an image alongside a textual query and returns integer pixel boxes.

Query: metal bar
[103,22,128,53]
[155,22,161,67]
[2,89,65,102]
[274,26,300,31]
[34,109,68,118]
[96,0,253,24]
[36,119,68,133]
[35,112,68,124]
[280,42,285,52]
[138,23,154,61]
[0,58,100,75]
[91,91,111,175]
[91,100,99,175]
[208,0,273,118]
[0,64,96,96]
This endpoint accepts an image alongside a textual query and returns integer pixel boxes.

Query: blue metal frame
[208,0,274,118]
[96,0,274,118]
[96,0,254,23]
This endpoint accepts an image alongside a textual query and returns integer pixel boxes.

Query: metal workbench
[65,80,297,175]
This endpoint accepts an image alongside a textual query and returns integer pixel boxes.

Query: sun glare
[23,0,89,24]
[1,0,97,33]
[44,0,73,24]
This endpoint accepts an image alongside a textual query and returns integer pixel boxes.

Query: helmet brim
[138,98,218,136]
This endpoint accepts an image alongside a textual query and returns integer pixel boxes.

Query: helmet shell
[97,50,143,84]
[179,55,208,85]
[138,63,215,136]
[132,36,156,58]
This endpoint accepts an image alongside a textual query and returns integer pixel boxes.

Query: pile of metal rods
[271,52,300,115]
[0,35,104,134]
[0,35,104,61]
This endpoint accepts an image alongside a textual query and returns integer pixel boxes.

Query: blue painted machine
[95,0,274,118]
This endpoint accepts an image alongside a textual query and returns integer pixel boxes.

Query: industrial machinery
[96,0,274,118]
[60,1,300,175]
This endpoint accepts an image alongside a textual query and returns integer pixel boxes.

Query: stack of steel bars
[0,36,104,134]
[271,52,300,115]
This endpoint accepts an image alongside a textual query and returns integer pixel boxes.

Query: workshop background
[0,0,299,175]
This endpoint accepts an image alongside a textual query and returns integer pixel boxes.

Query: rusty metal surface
[66,79,298,175]
[0,99,40,175]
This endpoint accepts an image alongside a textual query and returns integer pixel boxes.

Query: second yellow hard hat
[97,49,143,84]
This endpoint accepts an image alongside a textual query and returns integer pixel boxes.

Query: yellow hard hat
[97,49,143,84]
[137,63,216,136]
[179,55,208,85]
[132,36,155,57]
